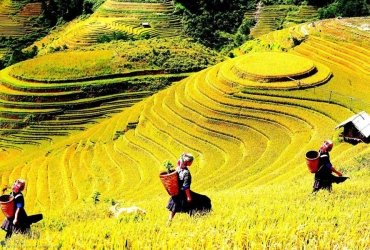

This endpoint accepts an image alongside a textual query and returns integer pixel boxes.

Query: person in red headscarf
[312,140,348,193]
[166,153,211,224]
[1,179,30,239]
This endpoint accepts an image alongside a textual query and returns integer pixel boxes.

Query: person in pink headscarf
[166,153,211,224]
[1,179,30,239]
[312,140,348,193]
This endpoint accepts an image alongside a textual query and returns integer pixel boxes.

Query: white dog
[110,203,146,218]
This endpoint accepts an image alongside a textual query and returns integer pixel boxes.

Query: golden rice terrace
[225,52,331,88]
[1,16,370,205]
[0,16,370,249]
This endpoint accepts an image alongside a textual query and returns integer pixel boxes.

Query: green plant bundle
[163,159,174,174]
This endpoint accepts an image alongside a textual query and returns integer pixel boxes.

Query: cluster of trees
[97,31,151,43]
[174,0,258,50]
[0,29,48,69]
[41,0,102,26]
[97,31,136,43]
[317,0,370,18]
[175,0,370,50]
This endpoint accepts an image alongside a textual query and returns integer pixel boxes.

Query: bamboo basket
[159,170,179,196]
[306,150,320,173]
[0,195,15,218]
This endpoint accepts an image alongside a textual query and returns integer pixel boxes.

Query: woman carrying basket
[166,153,211,224]
[1,179,30,239]
[312,140,348,193]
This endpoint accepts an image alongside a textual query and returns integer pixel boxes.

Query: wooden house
[335,111,370,143]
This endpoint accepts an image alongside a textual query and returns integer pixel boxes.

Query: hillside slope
[0,37,224,162]
[0,0,42,58]
[0,17,370,248]
[31,0,182,56]
[1,16,370,207]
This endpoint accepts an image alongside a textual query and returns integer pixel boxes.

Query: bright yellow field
[235,52,314,78]
[2,173,370,249]
[1,149,370,249]
[1,17,370,249]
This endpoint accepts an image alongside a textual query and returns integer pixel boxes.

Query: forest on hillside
[40,0,370,49]
[175,0,370,49]
[39,0,370,41]
[0,0,369,69]
[40,0,370,27]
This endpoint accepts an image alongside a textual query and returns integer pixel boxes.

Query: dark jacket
[314,150,332,180]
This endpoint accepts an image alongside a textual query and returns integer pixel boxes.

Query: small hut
[141,22,150,28]
[335,111,370,143]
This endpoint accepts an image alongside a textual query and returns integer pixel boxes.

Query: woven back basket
[0,195,15,218]
[306,150,320,173]
[159,170,179,196]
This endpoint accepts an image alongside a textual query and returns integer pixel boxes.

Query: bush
[97,34,112,43]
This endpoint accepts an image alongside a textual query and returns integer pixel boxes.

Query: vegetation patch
[17,37,224,81]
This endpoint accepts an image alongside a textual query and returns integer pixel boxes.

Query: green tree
[318,0,370,18]
[175,0,257,49]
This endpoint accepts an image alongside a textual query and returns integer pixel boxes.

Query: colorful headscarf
[178,153,194,168]
[320,139,333,153]
[12,179,25,193]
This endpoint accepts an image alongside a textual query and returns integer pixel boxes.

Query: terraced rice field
[0,1,42,38]
[0,13,27,37]
[0,61,153,155]
[285,5,318,25]
[1,16,369,207]
[0,36,223,163]
[0,0,18,14]
[33,0,182,55]
[16,2,42,31]
[0,17,370,249]
[220,52,331,89]
[250,5,291,38]
[249,5,318,38]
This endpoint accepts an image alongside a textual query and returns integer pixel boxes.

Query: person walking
[1,179,30,239]
[166,153,211,224]
[312,140,348,193]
